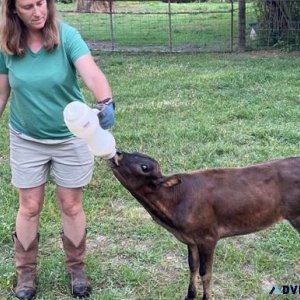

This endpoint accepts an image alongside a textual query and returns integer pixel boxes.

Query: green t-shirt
[0,22,90,139]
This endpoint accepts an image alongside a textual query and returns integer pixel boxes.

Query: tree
[76,0,113,12]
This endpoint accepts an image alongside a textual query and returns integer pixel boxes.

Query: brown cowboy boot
[61,232,92,298]
[12,233,39,300]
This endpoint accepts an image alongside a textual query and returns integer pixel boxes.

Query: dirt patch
[87,234,108,251]
[86,40,218,53]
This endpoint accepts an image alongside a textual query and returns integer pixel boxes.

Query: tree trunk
[76,0,112,12]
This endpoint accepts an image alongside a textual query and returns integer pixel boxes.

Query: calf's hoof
[15,287,36,300]
[71,282,92,298]
[184,295,196,300]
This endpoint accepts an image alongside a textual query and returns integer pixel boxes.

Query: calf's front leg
[185,244,200,300]
[198,240,216,300]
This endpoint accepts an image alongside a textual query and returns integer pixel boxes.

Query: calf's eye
[141,164,149,172]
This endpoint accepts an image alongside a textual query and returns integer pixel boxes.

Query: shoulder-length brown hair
[0,0,60,56]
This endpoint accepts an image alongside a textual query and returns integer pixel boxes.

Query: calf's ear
[154,175,181,188]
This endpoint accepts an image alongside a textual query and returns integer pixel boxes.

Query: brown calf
[109,151,300,300]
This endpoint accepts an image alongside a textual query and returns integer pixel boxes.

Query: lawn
[1,52,300,299]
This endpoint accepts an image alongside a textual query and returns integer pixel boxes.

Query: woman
[0,0,115,298]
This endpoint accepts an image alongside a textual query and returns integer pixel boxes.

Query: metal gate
[59,0,237,52]
[58,0,300,53]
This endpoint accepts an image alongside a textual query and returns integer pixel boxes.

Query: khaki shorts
[10,129,94,188]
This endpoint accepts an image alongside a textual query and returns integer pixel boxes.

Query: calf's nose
[109,149,123,166]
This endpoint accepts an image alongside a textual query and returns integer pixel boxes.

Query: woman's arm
[0,74,10,118]
[74,53,112,102]
[74,54,115,129]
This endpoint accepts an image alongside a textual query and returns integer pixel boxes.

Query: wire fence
[58,0,300,53]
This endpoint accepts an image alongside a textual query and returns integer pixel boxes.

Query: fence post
[230,0,234,52]
[238,0,246,51]
[109,0,114,50]
[168,0,173,52]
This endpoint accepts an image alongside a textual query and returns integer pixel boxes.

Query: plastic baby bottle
[63,101,116,159]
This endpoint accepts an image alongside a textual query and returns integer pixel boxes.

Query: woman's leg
[14,185,44,300]
[16,185,45,249]
[56,185,86,246]
[57,185,91,298]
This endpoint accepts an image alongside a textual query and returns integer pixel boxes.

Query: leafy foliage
[255,0,300,49]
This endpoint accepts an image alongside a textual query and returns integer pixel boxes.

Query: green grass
[1,52,300,299]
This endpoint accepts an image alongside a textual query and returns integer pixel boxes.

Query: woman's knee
[19,198,43,218]
[18,188,44,218]
[57,187,83,217]
[61,200,83,217]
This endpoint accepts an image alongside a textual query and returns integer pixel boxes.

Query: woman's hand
[94,101,115,129]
